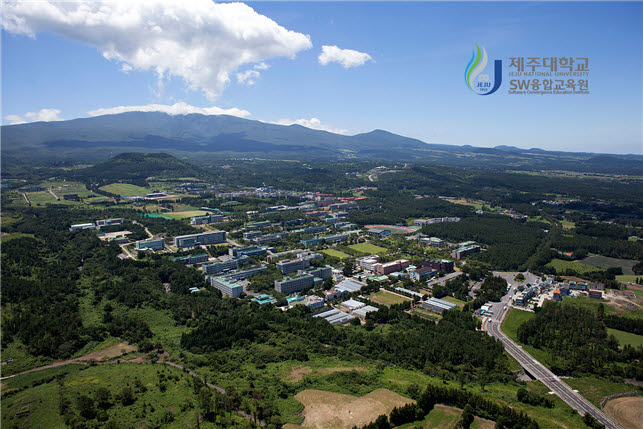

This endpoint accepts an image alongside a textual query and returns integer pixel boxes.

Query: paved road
[483,293,622,429]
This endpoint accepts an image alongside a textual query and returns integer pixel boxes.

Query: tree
[119,386,135,406]
[95,387,112,409]
[76,395,96,419]
[343,259,355,277]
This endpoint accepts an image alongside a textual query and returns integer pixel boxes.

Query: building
[136,238,165,251]
[413,217,461,226]
[243,230,262,240]
[335,279,364,293]
[230,245,271,257]
[96,218,124,228]
[409,267,437,281]
[275,274,315,294]
[367,275,389,283]
[70,223,96,231]
[277,257,312,274]
[515,287,536,306]
[353,305,378,319]
[451,245,481,259]
[324,288,348,301]
[245,220,271,229]
[421,297,457,313]
[218,265,267,281]
[589,290,603,299]
[210,277,244,298]
[305,265,333,280]
[174,231,226,248]
[341,299,365,312]
[374,259,410,275]
[252,294,277,305]
[191,214,223,225]
[357,255,380,271]
[395,287,426,299]
[419,237,444,247]
[202,255,249,274]
[320,233,348,243]
[305,295,325,309]
[421,259,455,273]
[170,253,209,264]
[300,237,322,246]
[367,227,391,238]
[552,290,562,302]
[254,232,288,244]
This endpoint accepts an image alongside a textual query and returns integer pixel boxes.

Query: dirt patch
[73,342,137,363]
[603,397,643,429]
[293,388,413,429]
[473,416,496,429]
[286,366,367,383]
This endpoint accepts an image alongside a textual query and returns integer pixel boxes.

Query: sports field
[348,242,387,255]
[321,248,350,259]
[369,290,411,306]
[162,210,209,220]
[99,183,149,196]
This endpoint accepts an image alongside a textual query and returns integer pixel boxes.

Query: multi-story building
[420,237,444,247]
[243,231,262,240]
[170,253,209,264]
[413,217,461,226]
[274,274,315,294]
[70,223,96,231]
[515,287,535,306]
[174,231,226,248]
[450,245,481,259]
[210,277,244,298]
[374,259,410,275]
[357,255,380,271]
[191,214,223,225]
[367,227,391,238]
[277,258,311,274]
[202,255,249,275]
[421,259,455,273]
[244,221,271,229]
[95,218,124,228]
[409,266,437,281]
[254,232,288,244]
[305,265,333,280]
[229,245,271,257]
[300,237,322,246]
[218,265,267,281]
[320,233,348,243]
[136,238,165,251]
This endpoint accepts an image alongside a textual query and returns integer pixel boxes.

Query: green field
[369,290,411,306]
[321,248,351,259]
[565,376,641,408]
[27,191,59,205]
[545,258,600,274]
[607,328,643,348]
[99,183,149,196]
[1,363,246,429]
[443,296,467,307]
[398,404,461,428]
[581,255,637,275]
[501,308,535,343]
[348,242,388,255]
[162,210,209,220]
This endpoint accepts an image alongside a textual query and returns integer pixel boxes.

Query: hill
[2,112,641,174]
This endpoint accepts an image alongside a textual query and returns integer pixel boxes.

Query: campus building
[191,214,223,225]
[209,277,244,298]
[274,274,316,294]
[229,245,272,257]
[174,231,226,248]
[202,256,249,275]
[169,253,209,264]
[374,259,410,275]
[421,259,455,273]
[451,245,481,259]
[136,238,165,251]
[421,297,457,313]
[95,218,124,228]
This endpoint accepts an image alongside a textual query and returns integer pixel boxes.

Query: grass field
[27,191,59,205]
[369,290,411,306]
[566,376,641,408]
[348,242,388,255]
[617,275,640,284]
[443,296,467,307]
[546,258,600,274]
[501,308,535,343]
[99,183,149,196]
[581,255,637,275]
[397,404,461,429]
[321,248,351,259]
[162,210,209,220]
[1,363,246,429]
[607,328,643,348]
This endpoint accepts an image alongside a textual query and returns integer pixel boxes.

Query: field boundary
[600,391,638,409]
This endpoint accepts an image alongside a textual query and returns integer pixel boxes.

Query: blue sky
[2,1,641,154]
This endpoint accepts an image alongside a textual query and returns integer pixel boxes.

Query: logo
[464,43,502,95]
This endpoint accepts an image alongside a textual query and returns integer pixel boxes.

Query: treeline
[551,233,643,261]
[421,216,547,270]
[603,314,643,336]
[359,382,540,429]
[517,302,643,379]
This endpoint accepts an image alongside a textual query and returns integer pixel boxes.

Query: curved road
[484,296,622,429]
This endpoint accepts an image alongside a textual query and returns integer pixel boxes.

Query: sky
[2,1,641,154]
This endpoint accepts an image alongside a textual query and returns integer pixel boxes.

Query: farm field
[603,396,643,429]
[369,290,411,306]
[617,275,640,284]
[289,388,413,429]
[580,255,637,275]
[99,183,149,196]
[545,258,600,274]
[321,248,350,259]
[607,328,643,348]
[348,242,388,255]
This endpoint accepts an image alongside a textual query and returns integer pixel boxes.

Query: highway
[483,290,622,429]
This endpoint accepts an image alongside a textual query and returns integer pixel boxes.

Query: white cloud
[318,45,373,68]
[276,117,347,134]
[254,62,270,70]
[86,102,252,118]
[2,0,312,100]
[237,69,261,85]
[5,108,63,125]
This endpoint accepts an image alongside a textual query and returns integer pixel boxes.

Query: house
[588,290,603,299]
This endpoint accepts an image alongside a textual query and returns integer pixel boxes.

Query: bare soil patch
[286,366,367,383]
[73,342,137,363]
[293,388,413,429]
[603,397,643,429]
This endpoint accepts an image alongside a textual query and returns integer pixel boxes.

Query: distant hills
[2,112,641,174]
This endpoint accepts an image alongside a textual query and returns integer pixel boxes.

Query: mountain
[2,112,641,174]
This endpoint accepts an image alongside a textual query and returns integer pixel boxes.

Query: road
[483,291,622,429]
